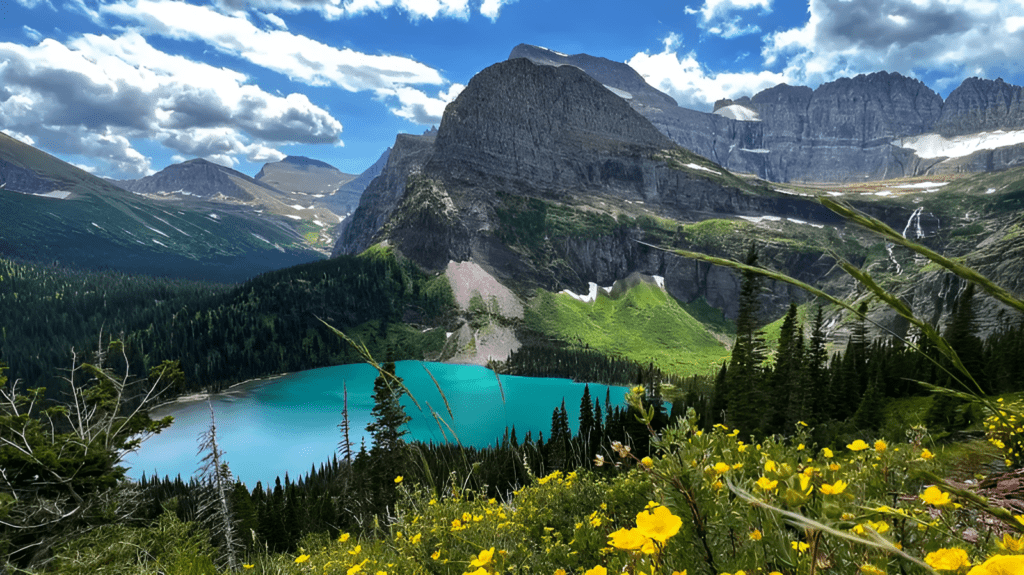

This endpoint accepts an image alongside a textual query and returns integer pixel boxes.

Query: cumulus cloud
[627,41,788,110]
[762,0,1024,88]
[214,0,505,20]
[480,0,514,20]
[686,0,770,37]
[102,0,459,125]
[387,83,464,124]
[0,32,342,177]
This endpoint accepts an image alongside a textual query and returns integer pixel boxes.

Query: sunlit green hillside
[526,280,732,377]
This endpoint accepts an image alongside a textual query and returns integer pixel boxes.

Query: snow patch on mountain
[684,163,721,175]
[714,105,761,122]
[602,85,633,100]
[561,282,611,303]
[893,130,1024,159]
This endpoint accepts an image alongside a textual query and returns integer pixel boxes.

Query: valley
[3,37,1024,575]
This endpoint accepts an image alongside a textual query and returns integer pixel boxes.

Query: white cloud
[22,26,42,42]
[103,0,460,124]
[215,0,503,20]
[627,44,787,110]
[687,0,770,37]
[762,0,1024,88]
[708,16,760,38]
[0,33,342,177]
[688,0,771,22]
[387,83,464,124]
[480,0,513,20]
[258,11,289,29]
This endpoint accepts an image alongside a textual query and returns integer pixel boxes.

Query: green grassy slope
[526,281,732,377]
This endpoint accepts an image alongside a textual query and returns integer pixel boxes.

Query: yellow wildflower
[555,570,567,575]
[584,567,608,575]
[338,532,351,542]
[924,548,970,571]
[966,554,1024,575]
[348,545,361,556]
[820,480,848,495]
[471,547,495,567]
[714,462,731,474]
[920,486,952,507]
[636,505,682,542]
[822,447,834,458]
[410,533,422,544]
[764,460,778,473]
[295,554,311,564]
[749,529,763,541]
[608,527,650,550]
[792,541,810,553]
[921,448,935,460]
[394,475,403,484]
[848,439,870,451]
[997,533,1024,552]
[431,550,441,560]
[641,456,654,469]
[755,476,778,491]
[243,565,254,570]
[860,564,886,575]
[829,463,841,471]
[347,560,368,575]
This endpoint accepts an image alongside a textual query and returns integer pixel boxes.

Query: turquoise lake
[125,361,628,487]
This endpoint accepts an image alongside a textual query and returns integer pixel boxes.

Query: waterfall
[901,207,924,239]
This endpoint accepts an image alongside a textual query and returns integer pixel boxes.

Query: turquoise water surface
[125,361,627,487]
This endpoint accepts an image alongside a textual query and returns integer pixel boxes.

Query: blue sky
[2,0,1022,179]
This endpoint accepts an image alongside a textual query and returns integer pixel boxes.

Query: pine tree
[806,306,829,423]
[196,402,240,571]
[337,381,353,464]
[724,244,766,435]
[765,303,802,433]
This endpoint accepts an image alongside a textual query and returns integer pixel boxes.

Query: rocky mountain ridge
[334,58,863,323]
[509,44,1024,183]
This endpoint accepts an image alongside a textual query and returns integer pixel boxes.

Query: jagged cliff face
[510,45,1024,183]
[334,58,860,320]
[935,78,1024,136]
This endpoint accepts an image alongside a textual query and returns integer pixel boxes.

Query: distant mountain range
[509,44,1024,183]
[0,132,324,282]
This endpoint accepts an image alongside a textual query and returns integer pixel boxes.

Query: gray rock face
[119,159,259,200]
[511,45,1024,182]
[333,134,434,256]
[430,57,674,192]
[934,77,1024,136]
[0,157,57,195]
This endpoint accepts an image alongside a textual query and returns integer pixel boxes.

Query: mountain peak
[279,156,338,171]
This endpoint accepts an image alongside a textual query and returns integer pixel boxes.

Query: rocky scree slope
[510,45,1024,182]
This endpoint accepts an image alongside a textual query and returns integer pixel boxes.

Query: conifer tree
[196,402,240,571]
[724,244,766,435]
[765,303,802,433]
[805,306,829,423]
